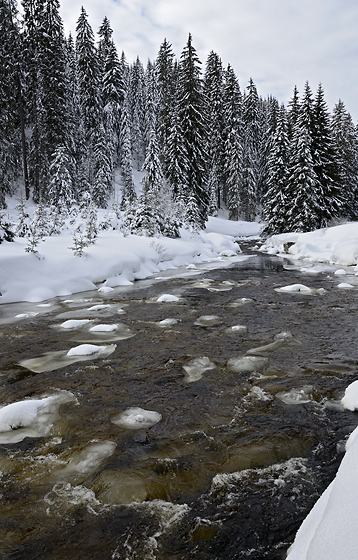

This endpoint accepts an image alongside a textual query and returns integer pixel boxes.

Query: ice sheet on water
[20,344,117,373]
[183,357,216,383]
[0,390,75,443]
[246,331,295,356]
[112,407,162,429]
[58,441,117,478]
[194,315,222,327]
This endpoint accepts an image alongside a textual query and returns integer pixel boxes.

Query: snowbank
[260,222,358,269]
[0,220,259,304]
[287,424,358,560]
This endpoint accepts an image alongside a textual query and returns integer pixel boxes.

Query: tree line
[1,0,358,238]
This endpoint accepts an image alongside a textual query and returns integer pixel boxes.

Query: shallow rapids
[0,250,358,559]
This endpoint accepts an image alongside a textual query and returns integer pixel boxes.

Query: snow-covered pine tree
[0,213,15,243]
[132,129,164,236]
[0,0,23,208]
[144,60,158,149]
[285,84,321,232]
[241,78,261,221]
[312,83,343,227]
[331,100,358,219]
[287,85,300,141]
[204,51,225,214]
[166,103,188,203]
[92,124,114,208]
[156,38,175,175]
[222,64,243,212]
[15,192,31,237]
[98,17,124,165]
[176,34,208,229]
[262,104,290,234]
[47,145,75,209]
[119,91,137,209]
[128,57,146,170]
[76,7,102,185]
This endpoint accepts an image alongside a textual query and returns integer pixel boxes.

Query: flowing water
[1,248,358,559]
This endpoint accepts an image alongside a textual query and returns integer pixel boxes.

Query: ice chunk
[227,298,254,307]
[156,294,180,303]
[227,355,269,373]
[341,380,358,411]
[183,357,216,383]
[194,315,222,327]
[15,312,39,318]
[60,319,91,329]
[112,407,162,429]
[337,282,354,289]
[66,344,108,356]
[89,324,118,332]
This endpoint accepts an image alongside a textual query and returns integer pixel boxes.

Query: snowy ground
[0,214,261,304]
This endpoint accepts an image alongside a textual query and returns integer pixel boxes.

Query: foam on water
[276,386,315,405]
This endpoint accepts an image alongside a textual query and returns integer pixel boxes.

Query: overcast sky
[58,0,358,122]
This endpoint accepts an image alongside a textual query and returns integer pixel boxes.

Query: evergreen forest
[1,0,358,241]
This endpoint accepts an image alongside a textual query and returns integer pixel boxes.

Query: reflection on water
[0,253,358,559]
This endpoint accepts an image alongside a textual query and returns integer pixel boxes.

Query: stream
[0,248,358,559]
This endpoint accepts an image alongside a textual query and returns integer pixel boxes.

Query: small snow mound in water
[334,268,347,276]
[156,318,178,327]
[0,391,75,443]
[337,282,354,289]
[66,344,107,356]
[276,283,312,293]
[60,319,91,329]
[87,304,112,311]
[341,380,358,411]
[156,294,180,302]
[186,264,198,270]
[183,357,216,383]
[89,324,118,332]
[98,286,114,293]
[112,407,162,429]
[15,312,39,318]
[227,325,247,334]
[219,249,237,257]
[194,315,222,327]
